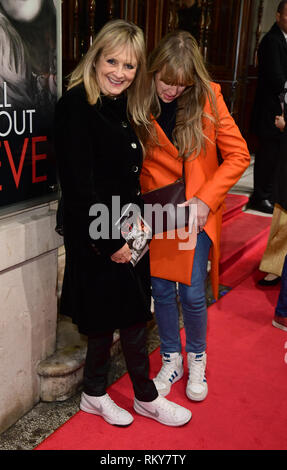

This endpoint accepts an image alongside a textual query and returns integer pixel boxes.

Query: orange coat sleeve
[195,83,251,213]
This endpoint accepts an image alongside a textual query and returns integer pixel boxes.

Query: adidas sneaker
[153,352,184,396]
[186,351,208,401]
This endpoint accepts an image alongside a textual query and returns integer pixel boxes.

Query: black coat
[55,84,152,334]
[251,23,287,138]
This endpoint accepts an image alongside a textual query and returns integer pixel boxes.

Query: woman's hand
[275,115,286,131]
[110,243,132,263]
[178,196,210,233]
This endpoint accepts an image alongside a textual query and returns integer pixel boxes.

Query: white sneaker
[153,352,184,396]
[80,392,134,426]
[134,395,192,427]
[186,352,208,401]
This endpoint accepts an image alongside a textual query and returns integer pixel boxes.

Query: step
[219,230,269,288]
[37,315,121,402]
[222,194,249,224]
[219,212,271,275]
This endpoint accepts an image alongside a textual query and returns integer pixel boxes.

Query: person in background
[0,0,56,110]
[0,0,57,205]
[258,112,287,332]
[140,30,250,402]
[55,19,191,427]
[249,0,287,214]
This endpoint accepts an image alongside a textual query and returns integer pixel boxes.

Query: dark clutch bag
[142,176,189,234]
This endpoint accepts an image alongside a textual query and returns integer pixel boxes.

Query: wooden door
[60,0,257,141]
[173,1,256,134]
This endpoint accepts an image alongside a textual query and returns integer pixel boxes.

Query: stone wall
[0,202,62,433]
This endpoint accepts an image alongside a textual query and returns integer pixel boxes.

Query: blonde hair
[146,30,219,159]
[68,19,149,128]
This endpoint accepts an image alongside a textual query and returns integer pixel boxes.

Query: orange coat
[140,82,250,299]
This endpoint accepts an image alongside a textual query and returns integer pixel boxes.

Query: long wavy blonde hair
[68,19,149,129]
[145,30,219,159]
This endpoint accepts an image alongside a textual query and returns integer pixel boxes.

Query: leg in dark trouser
[83,331,114,396]
[120,322,158,402]
[81,330,134,426]
[82,323,191,427]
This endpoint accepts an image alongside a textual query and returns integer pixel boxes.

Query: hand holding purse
[142,166,190,234]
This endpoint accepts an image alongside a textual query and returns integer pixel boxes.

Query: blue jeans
[151,230,211,354]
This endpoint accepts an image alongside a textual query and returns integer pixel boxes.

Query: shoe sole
[272,320,287,332]
[258,277,281,286]
[153,369,184,397]
[186,384,208,402]
[133,402,192,427]
[80,403,133,426]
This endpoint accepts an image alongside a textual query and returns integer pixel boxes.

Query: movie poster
[0,0,58,208]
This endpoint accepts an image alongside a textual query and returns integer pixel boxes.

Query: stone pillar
[0,202,62,433]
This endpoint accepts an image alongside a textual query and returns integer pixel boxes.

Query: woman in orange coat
[140,31,250,402]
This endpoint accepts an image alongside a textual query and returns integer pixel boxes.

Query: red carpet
[219,194,271,287]
[219,231,269,287]
[222,194,249,223]
[219,212,271,275]
[35,194,286,451]
[36,269,287,451]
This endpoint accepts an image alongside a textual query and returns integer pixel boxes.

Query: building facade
[0,0,278,433]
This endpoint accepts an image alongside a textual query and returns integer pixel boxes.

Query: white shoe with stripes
[186,352,208,401]
[153,352,184,397]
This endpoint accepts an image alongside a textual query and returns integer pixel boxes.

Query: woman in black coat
[259,113,287,289]
[249,9,287,213]
[55,19,191,427]
[259,112,287,332]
